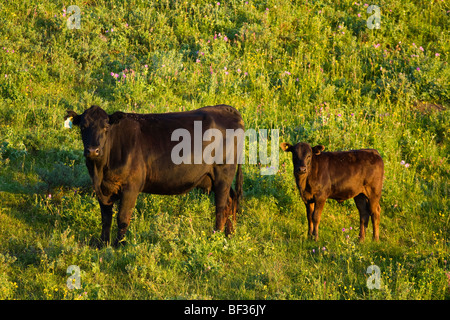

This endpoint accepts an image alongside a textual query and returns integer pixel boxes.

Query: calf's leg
[311,200,325,241]
[305,202,315,239]
[354,193,370,241]
[368,197,381,241]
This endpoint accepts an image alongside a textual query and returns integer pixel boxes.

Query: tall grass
[0,0,449,300]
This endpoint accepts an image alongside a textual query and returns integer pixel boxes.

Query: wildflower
[400,160,406,165]
[312,249,315,253]
[216,2,220,5]
[144,64,148,68]
[357,13,361,17]
[284,71,291,75]
[416,67,420,71]
[342,228,346,232]
[48,194,52,199]
[337,113,342,117]
[223,36,228,42]
[114,73,119,78]
[237,68,241,73]
[196,59,200,63]
[419,46,424,51]
[374,43,381,48]
[435,53,440,57]
[404,163,410,168]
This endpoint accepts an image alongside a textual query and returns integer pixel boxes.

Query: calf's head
[281,142,325,175]
[65,105,110,160]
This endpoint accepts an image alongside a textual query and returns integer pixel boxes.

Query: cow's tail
[234,163,243,213]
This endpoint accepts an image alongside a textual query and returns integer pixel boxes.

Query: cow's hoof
[90,237,109,249]
[113,238,127,248]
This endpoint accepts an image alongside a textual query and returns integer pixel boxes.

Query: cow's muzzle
[85,147,101,158]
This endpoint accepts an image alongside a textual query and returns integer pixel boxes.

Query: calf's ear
[280,142,293,152]
[312,145,325,155]
[65,110,81,126]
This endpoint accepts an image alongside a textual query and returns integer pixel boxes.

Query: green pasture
[0,0,449,300]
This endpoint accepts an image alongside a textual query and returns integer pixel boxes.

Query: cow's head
[65,105,111,160]
[281,142,325,175]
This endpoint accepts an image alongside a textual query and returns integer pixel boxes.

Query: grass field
[0,0,449,300]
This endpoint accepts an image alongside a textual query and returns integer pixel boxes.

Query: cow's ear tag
[64,117,73,129]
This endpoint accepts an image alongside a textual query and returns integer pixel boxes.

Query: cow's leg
[99,201,113,246]
[213,167,235,236]
[368,196,381,241]
[214,182,231,234]
[305,201,315,239]
[354,193,370,241]
[114,190,139,247]
[312,200,325,241]
[225,188,237,235]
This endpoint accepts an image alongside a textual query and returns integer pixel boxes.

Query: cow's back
[114,105,244,194]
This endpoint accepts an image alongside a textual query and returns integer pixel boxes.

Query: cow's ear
[280,142,293,152]
[312,145,325,155]
[65,110,81,126]
[109,111,125,124]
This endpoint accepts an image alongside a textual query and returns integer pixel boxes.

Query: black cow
[65,105,244,246]
[281,142,384,241]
